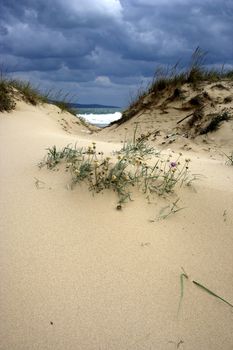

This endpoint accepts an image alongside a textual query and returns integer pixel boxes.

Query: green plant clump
[200,111,232,134]
[39,138,192,207]
[0,80,16,112]
[0,73,77,115]
[11,79,48,105]
[200,112,232,135]
[52,100,77,116]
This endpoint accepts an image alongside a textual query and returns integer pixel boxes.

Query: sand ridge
[1,99,233,350]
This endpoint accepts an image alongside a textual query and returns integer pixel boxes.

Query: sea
[76,107,122,127]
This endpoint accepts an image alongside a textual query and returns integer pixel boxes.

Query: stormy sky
[0,0,233,106]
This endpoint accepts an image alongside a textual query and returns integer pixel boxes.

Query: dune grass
[114,48,233,125]
[0,73,77,115]
[39,134,192,208]
[0,79,16,112]
[148,48,233,96]
[49,90,78,116]
[0,75,48,112]
[200,111,232,134]
[10,79,48,105]
[52,100,77,116]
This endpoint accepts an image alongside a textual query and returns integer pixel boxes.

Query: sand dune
[1,98,233,350]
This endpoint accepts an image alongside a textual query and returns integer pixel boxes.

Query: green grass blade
[193,280,233,308]
[177,270,188,315]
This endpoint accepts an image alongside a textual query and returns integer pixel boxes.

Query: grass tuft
[0,79,16,112]
[200,111,232,134]
[0,72,77,115]
[113,48,233,125]
[52,100,77,116]
[10,79,48,105]
[39,134,192,207]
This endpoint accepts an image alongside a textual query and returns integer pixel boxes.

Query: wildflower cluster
[39,142,192,208]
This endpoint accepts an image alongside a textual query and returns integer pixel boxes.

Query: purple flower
[170,161,177,168]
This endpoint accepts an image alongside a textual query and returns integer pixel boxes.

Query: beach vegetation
[0,79,16,112]
[49,89,77,116]
[113,48,233,126]
[78,116,92,128]
[154,198,185,221]
[0,72,77,115]
[200,111,232,134]
[39,135,192,208]
[10,79,48,105]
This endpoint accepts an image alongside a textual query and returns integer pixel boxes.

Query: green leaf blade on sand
[193,280,233,308]
[177,269,189,315]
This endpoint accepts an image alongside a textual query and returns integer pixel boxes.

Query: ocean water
[77,107,122,127]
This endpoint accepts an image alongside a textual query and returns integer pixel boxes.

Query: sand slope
[1,100,233,350]
[99,80,233,153]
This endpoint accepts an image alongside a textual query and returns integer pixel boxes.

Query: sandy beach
[1,95,233,350]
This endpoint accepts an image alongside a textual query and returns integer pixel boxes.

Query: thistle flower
[170,162,177,168]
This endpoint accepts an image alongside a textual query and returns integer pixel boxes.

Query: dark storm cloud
[0,0,232,105]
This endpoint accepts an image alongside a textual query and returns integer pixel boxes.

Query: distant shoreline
[69,103,121,109]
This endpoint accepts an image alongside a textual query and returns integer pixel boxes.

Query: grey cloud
[0,0,232,105]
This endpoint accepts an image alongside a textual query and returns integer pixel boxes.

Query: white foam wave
[78,112,122,125]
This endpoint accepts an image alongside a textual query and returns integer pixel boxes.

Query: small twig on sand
[177,112,194,125]
[34,177,45,189]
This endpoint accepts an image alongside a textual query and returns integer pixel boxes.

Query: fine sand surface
[1,101,233,350]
